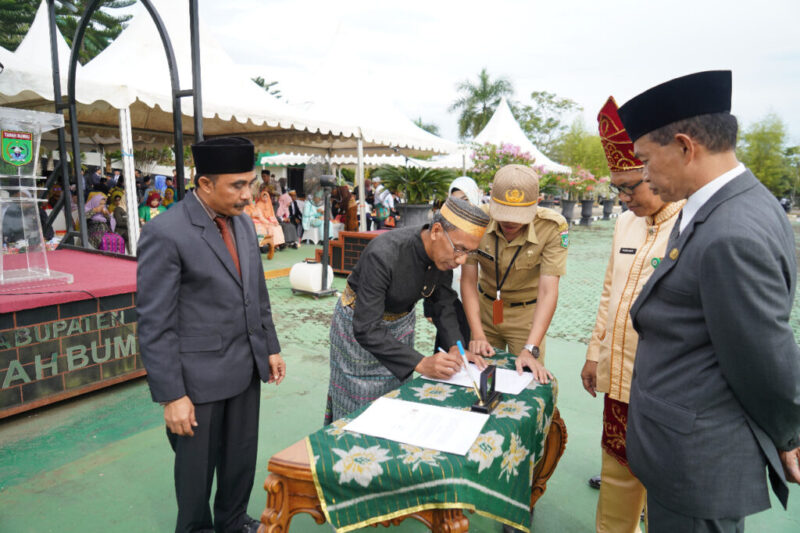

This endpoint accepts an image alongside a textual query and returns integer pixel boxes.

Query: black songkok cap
[618,70,732,142]
[191,136,255,177]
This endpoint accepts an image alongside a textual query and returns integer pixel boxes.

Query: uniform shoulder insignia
[536,206,568,227]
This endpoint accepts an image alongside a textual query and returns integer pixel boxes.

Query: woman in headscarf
[244,183,287,249]
[108,189,129,250]
[84,192,111,249]
[138,191,166,225]
[448,176,482,206]
[275,192,299,247]
[302,190,334,237]
[161,187,176,209]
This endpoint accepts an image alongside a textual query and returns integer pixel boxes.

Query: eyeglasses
[443,229,479,257]
[610,180,644,196]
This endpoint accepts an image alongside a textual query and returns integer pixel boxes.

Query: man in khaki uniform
[580,97,684,533]
[461,164,567,384]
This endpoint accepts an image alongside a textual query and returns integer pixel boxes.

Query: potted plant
[594,177,616,219]
[537,169,561,208]
[372,165,455,227]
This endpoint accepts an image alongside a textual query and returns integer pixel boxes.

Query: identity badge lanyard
[493,235,522,325]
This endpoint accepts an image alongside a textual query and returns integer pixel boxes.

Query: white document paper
[343,397,489,455]
[423,363,534,395]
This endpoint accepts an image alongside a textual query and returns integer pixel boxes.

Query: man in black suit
[618,70,800,532]
[137,137,286,533]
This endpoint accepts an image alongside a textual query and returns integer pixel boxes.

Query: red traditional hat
[597,96,643,172]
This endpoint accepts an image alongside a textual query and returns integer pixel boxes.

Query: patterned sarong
[601,393,630,467]
[324,298,416,425]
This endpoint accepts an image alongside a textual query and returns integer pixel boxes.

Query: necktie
[214,216,241,277]
[666,211,682,252]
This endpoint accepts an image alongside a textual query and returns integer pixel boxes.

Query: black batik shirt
[347,225,463,380]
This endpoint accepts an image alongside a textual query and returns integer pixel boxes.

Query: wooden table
[258,408,567,532]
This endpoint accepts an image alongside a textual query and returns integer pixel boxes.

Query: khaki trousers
[596,448,646,533]
[478,298,546,361]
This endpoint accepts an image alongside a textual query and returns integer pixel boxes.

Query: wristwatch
[523,344,540,359]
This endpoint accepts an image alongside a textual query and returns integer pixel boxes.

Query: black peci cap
[618,70,732,142]
[191,136,255,177]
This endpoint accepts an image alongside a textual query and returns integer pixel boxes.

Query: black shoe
[588,475,601,489]
[241,516,261,533]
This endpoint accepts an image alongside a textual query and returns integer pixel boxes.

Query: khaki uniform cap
[489,164,540,224]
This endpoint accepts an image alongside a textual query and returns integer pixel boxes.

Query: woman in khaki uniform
[461,164,568,384]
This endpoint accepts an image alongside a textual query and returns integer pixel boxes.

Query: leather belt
[479,285,537,307]
[342,283,410,322]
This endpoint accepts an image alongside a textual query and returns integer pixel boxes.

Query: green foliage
[449,68,514,139]
[0,1,133,64]
[252,76,282,99]
[737,114,794,196]
[134,146,174,174]
[511,91,582,157]
[413,117,440,136]
[372,165,455,205]
[468,142,535,189]
[550,119,608,179]
[0,1,37,50]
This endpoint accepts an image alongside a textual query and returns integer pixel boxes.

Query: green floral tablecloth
[307,352,558,532]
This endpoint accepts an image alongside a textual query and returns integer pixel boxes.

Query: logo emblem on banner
[2,130,33,166]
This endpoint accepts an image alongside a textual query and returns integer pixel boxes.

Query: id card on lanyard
[493,235,522,325]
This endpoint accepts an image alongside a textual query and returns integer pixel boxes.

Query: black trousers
[647,494,745,533]
[167,375,261,533]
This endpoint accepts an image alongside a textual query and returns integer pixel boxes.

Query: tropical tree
[449,68,513,139]
[252,76,282,99]
[0,1,37,51]
[549,119,608,179]
[511,91,582,156]
[413,117,440,136]
[0,0,133,64]
[737,114,793,196]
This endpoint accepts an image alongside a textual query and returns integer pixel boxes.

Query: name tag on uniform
[619,247,637,254]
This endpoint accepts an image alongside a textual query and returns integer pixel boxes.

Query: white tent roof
[414,99,571,174]
[259,152,425,168]
[0,1,83,103]
[473,98,570,173]
[78,0,346,142]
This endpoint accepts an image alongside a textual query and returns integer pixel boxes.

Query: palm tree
[449,68,514,140]
[0,0,133,64]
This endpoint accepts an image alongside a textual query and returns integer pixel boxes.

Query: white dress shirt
[680,163,745,233]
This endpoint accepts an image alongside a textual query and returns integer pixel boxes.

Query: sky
[164,0,800,145]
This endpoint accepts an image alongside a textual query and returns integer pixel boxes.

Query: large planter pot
[602,199,615,219]
[397,203,432,228]
[539,200,555,209]
[561,200,576,224]
[579,199,594,225]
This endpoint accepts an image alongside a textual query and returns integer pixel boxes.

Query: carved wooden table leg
[431,509,469,533]
[530,408,568,509]
[261,474,290,533]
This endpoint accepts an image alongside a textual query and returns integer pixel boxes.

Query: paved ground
[1,218,800,532]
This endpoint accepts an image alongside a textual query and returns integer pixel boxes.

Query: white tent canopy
[473,98,570,174]
[423,98,571,174]
[259,152,426,168]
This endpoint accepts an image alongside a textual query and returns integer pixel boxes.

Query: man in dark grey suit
[618,70,800,532]
[137,137,286,533]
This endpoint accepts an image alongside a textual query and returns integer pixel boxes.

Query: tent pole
[357,137,366,231]
[119,106,139,254]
